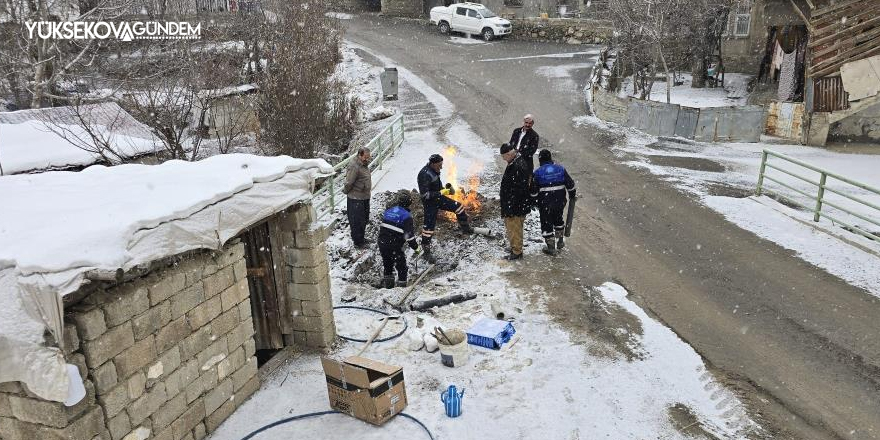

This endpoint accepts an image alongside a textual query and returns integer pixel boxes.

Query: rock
[366,105,396,121]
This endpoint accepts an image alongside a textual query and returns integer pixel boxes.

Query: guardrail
[756,149,880,241]
[314,114,405,220]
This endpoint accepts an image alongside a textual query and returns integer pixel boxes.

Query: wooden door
[241,221,284,350]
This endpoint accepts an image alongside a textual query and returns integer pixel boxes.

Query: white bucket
[438,329,469,368]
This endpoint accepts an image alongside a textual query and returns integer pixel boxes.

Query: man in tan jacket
[343,147,372,248]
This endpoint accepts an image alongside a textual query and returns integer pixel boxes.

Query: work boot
[504,252,523,261]
[396,280,408,288]
[422,243,437,264]
[556,230,565,250]
[542,238,557,256]
[382,276,395,289]
[459,220,474,234]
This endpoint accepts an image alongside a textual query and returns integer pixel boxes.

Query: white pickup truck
[429,2,512,41]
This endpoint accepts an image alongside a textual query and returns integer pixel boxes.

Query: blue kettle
[440,385,465,418]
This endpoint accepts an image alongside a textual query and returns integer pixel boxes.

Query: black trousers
[538,203,565,238]
[347,198,369,246]
[379,244,408,282]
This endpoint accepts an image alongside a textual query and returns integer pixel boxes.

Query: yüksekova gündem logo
[26,21,201,41]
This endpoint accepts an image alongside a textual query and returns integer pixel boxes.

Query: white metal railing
[314,114,405,220]
[757,149,880,241]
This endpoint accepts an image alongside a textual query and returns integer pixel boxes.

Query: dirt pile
[328,190,505,288]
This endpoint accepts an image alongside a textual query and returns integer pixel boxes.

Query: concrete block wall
[278,204,337,349]
[0,242,260,440]
[592,87,630,125]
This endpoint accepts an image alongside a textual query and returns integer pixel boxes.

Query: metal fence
[592,88,765,142]
[756,149,880,241]
[314,114,406,221]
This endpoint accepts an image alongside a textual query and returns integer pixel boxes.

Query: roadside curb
[749,195,880,259]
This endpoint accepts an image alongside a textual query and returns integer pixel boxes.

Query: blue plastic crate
[466,318,516,350]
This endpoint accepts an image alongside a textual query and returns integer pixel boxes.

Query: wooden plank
[809,15,880,49]
[243,222,284,350]
[811,25,880,67]
[811,3,877,30]
[813,41,880,78]
[811,0,863,18]
[267,217,293,335]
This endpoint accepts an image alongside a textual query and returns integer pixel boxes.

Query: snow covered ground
[207,39,762,440]
[573,115,880,297]
[619,73,752,108]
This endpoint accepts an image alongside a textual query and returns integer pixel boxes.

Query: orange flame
[441,145,482,216]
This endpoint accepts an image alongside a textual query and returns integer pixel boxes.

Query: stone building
[721,0,880,145]
[0,155,336,440]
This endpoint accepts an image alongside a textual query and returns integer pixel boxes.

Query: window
[467,8,479,18]
[456,7,467,15]
[477,7,497,18]
[731,0,752,37]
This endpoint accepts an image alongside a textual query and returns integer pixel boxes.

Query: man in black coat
[508,114,539,170]
[499,143,532,260]
[417,154,473,263]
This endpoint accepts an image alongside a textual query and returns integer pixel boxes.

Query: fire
[441,145,482,215]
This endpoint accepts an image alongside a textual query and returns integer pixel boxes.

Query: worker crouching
[418,154,474,263]
[378,191,421,288]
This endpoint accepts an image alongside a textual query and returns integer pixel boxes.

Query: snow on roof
[0,103,160,174]
[0,154,332,402]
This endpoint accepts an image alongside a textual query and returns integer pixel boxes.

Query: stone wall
[829,101,880,143]
[0,242,260,440]
[381,0,422,18]
[277,204,337,349]
[510,18,612,44]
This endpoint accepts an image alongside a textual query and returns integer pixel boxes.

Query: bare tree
[607,0,736,99]
[0,0,134,108]
[38,101,137,164]
[256,0,360,158]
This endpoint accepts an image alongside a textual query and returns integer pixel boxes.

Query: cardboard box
[320,356,407,425]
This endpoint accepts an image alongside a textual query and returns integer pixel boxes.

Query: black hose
[239,410,434,440]
[332,305,408,343]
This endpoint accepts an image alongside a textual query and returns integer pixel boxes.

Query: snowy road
[334,15,880,440]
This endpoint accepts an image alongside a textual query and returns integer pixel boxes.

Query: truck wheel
[481,28,494,41]
[439,21,450,34]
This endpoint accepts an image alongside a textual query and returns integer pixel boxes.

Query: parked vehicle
[429,2,512,41]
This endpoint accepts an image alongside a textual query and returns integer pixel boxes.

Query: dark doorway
[241,221,284,365]
[362,0,381,12]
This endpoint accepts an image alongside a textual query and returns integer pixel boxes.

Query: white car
[429,2,512,41]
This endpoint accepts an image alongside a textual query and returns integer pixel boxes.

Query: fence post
[329,176,336,212]
[814,172,827,222]
[756,151,768,196]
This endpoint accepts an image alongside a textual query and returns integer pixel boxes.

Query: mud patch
[581,286,645,361]
[648,155,726,173]
[668,403,720,439]
[648,139,701,154]
[330,190,504,288]
[706,183,752,198]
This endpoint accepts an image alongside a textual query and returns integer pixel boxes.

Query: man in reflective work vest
[378,191,421,288]
[529,149,576,255]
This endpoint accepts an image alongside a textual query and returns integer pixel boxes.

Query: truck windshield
[476,8,496,18]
